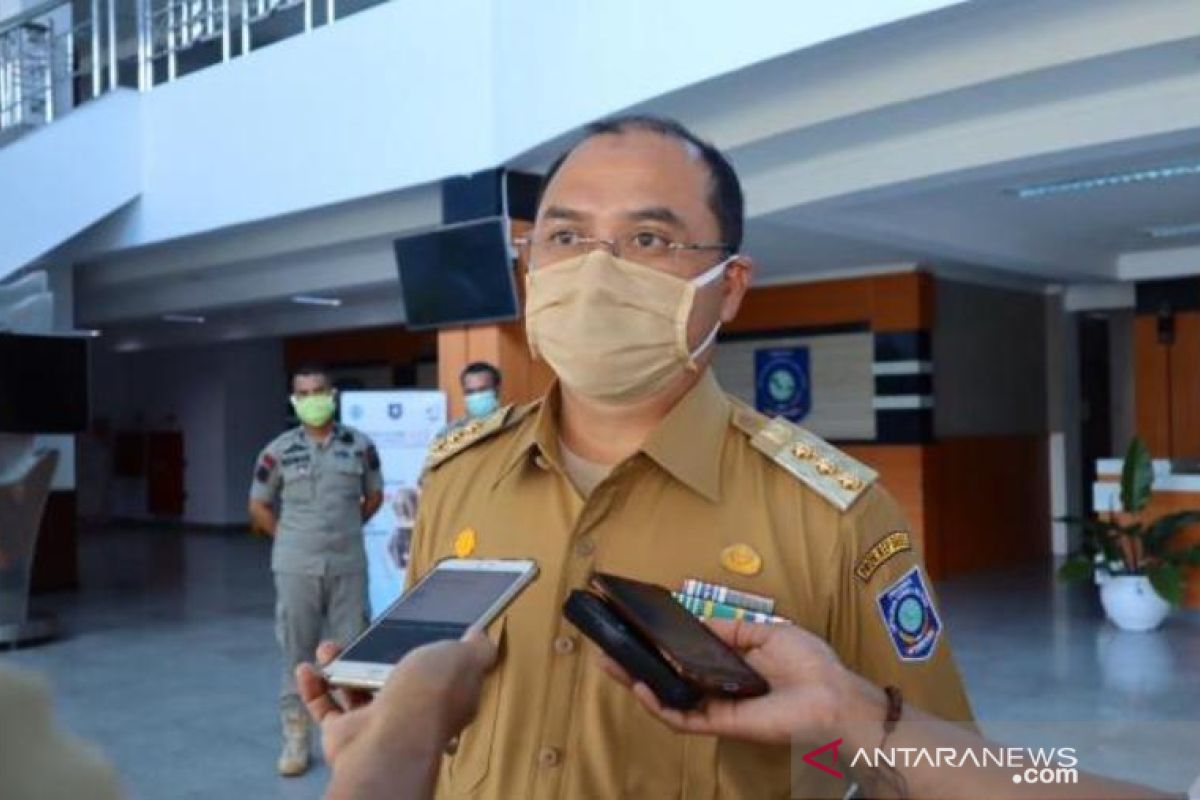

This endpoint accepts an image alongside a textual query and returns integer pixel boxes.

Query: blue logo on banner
[388,403,404,420]
[876,566,942,661]
[755,347,811,421]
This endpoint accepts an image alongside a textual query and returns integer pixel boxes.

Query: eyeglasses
[514,229,731,272]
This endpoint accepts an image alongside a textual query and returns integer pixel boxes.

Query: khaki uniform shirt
[410,372,973,800]
[250,424,383,576]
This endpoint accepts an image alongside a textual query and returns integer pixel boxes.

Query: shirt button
[553,635,577,655]
[534,454,550,470]
[537,746,562,768]
[575,537,596,557]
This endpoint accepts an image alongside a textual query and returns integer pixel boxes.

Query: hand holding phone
[324,558,537,690]
[563,572,769,709]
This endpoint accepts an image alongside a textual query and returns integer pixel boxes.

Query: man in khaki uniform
[408,115,973,799]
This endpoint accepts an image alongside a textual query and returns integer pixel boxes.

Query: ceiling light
[1143,221,1200,239]
[291,295,343,307]
[162,313,206,324]
[1008,161,1200,199]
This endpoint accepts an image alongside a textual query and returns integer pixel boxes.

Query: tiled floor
[3,526,1199,798]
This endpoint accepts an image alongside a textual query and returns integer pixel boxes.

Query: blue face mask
[464,389,499,418]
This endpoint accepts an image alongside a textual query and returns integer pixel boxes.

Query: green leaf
[1120,438,1154,514]
[1148,563,1184,606]
[1057,559,1095,583]
[1164,546,1200,567]
[1144,511,1200,553]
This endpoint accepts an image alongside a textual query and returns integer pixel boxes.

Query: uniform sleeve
[360,436,384,494]
[249,442,281,504]
[827,485,975,724]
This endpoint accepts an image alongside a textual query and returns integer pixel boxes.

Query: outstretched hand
[598,618,853,746]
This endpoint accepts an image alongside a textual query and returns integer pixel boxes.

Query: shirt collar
[494,371,730,502]
[640,370,730,503]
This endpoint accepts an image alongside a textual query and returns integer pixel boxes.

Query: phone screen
[338,567,526,665]
[595,574,763,687]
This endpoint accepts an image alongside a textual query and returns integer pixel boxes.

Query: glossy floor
[3,527,1198,798]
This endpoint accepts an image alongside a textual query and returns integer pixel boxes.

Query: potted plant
[1059,437,1200,631]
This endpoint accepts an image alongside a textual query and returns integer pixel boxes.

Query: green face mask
[291,393,336,427]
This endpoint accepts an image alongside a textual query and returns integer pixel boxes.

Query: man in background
[437,362,503,437]
[248,364,384,777]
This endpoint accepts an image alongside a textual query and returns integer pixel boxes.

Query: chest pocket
[443,618,506,795]
[329,458,364,496]
[280,462,314,502]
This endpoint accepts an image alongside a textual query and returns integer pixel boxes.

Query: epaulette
[732,404,877,512]
[423,401,539,474]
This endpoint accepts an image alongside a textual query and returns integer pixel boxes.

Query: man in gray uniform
[248,364,384,777]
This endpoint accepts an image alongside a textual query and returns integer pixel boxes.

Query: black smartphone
[563,590,704,710]
[589,572,769,699]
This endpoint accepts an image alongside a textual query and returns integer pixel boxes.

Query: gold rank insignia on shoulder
[855,530,912,582]
[423,402,538,474]
[746,418,878,512]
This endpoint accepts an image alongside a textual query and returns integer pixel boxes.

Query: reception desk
[1094,459,1200,608]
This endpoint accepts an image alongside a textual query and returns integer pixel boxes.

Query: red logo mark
[802,738,845,779]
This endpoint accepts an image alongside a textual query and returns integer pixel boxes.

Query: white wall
[0,90,140,280]
[60,0,959,257]
[88,337,286,525]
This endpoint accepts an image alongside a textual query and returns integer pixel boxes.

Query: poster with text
[340,390,446,617]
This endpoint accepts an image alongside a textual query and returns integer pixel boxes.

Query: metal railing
[0,0,364,144]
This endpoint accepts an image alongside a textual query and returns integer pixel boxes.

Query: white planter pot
[1099,575,1171,632]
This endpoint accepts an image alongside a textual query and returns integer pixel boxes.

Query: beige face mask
[525,249,733,404]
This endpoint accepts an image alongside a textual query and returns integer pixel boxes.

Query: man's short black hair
[539,114,744,253]
[461,361,501,388]
[292,364,331,386]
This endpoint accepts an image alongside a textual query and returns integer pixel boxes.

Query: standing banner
[340,390,446,617]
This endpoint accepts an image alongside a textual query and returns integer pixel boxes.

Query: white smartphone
[323,558,538,690]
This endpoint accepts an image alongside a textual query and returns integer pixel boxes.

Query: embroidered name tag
[855,531,912,582]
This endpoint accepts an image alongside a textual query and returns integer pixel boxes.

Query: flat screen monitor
[394,218,519,330]
[0,333,89,433]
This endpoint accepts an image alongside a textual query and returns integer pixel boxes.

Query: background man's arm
[361,443,385,523]
[248,445,282,536]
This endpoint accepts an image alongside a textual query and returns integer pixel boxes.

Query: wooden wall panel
[1171,313,1200,459]
[841,444,936,571]
[1134,315,1171,456]
[727,278,873,334]
[869,271,935,333]
[933,436,1050,576]
[727,270,931,335]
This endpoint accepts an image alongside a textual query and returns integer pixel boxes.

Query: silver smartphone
[323,558,538,690]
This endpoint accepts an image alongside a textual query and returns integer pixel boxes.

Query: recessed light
[162,313,206,324]
[291,295,343,307]
[1008,161,1200,199]
[1142,221,1200,239]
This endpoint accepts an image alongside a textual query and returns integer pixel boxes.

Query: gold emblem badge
[719,543,763,576]
[453,527,477,558]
